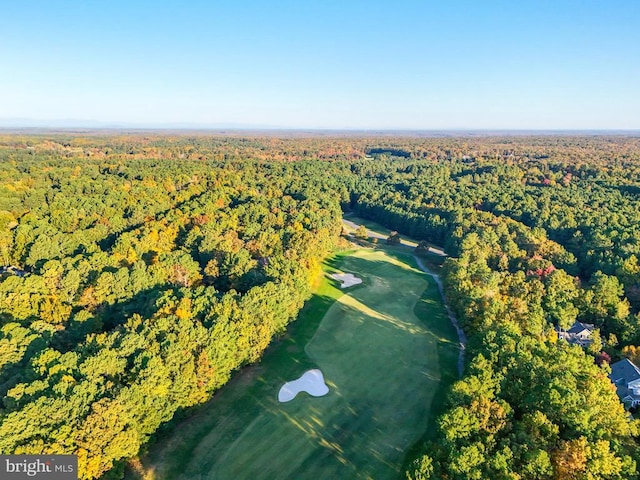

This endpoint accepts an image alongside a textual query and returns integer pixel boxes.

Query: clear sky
[1,0,639,129]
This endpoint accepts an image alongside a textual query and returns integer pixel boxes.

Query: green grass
[343,214,447,271]
[126,249,458,480]
[343,214,421,247]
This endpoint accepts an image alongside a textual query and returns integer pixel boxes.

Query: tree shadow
[0,285,169,407]
[98,190,207,251]
[127,288,345,479]
[402,287,460,473]
[0,311,54,400]
[125,250,459,480]
[617,185,640,196]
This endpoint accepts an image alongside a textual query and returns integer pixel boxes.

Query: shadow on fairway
[126,249,458,480]
[402,286,460,468]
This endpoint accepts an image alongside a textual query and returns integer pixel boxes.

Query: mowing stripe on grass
[127,249,457,480]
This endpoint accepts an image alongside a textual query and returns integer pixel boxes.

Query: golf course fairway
[128,249,459,480]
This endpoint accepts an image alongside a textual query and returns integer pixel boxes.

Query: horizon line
[1,126,640,136]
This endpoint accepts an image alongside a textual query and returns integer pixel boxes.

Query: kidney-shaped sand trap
[330,272,362,288]
[278,369,329,403]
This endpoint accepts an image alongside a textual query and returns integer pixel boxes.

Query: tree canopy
[1,133,640,479]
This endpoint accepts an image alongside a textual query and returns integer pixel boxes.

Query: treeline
[0,150,342,478]
[336,146,640,478]
[4,133,638,166]
[348,156,640,341]
[408,215,638,479]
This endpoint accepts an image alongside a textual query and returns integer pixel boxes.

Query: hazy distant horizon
[1,116,639,135]
[1,121,639,138]
[6,118,640,134]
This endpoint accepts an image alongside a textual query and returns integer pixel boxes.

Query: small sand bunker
[330,273,362,288]
[278,369,329,403]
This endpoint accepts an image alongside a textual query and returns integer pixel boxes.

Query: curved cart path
[412,255,466,378]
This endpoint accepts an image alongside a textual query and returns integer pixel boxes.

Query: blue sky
[1,0,639,129]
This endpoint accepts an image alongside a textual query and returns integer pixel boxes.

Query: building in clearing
[609,359,640,408]
[556,321,595,347]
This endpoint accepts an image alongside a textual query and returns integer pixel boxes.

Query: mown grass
[126,249,457,480]
[343,213,447,271]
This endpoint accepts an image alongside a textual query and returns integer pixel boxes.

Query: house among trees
[556,321,595,347]
[609,359,640,408]
[0,265,28,278]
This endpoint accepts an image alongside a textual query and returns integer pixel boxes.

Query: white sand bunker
[278,369,329,403]
[330,273,362,288]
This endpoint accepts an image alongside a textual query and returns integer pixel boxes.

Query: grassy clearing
[342,214,447,271]
[343,214,420,247]
[127,249,457,480]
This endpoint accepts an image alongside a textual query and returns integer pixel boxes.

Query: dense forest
[1,133,640,479]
